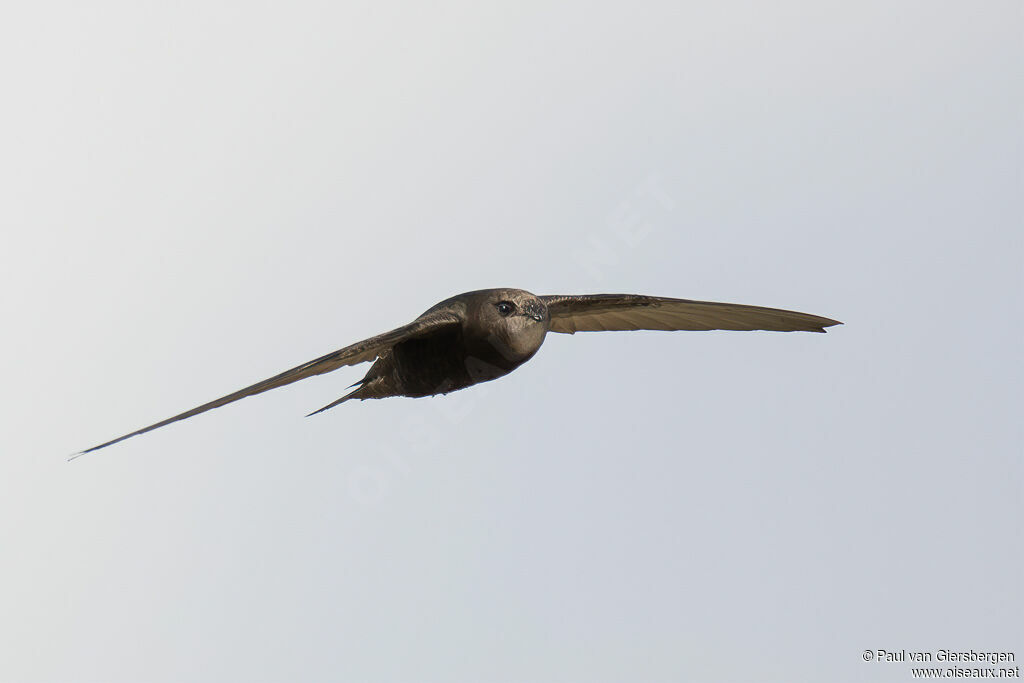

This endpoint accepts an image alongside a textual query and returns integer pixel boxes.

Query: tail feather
[306,376,394,416]
[306,386,364,417]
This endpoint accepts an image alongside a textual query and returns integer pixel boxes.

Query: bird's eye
[495,301,515,316]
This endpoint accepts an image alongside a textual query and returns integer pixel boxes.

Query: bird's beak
[522,302,545,323]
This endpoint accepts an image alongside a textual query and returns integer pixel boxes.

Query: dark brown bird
[74,289,841,456]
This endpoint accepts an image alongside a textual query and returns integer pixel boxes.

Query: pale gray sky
[1,2,1020,682]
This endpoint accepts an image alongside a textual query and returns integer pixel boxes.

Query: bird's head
[463,288,549,362]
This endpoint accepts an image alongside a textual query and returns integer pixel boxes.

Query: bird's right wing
[541,294,841,334]
[74,309,463,457]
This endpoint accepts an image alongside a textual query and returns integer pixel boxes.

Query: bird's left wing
[541,294,841,334]
[74,309,462,457]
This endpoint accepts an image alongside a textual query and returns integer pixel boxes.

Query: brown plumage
[74,288,841,456]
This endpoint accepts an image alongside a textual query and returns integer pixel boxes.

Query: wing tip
[68,443,105,460]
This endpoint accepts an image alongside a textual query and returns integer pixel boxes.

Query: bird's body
[332,289,548,407]
[75,288,840,456]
